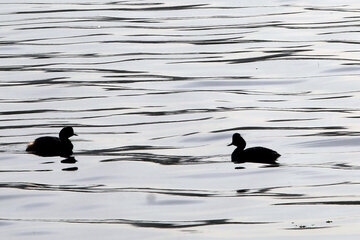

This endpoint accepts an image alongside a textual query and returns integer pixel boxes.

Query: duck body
[229,133,280,164]
[231,146,280,164]
[26,127,76,157]
[26,136,73,157]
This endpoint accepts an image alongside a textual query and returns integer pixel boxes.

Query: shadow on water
[0,117,213,131]
[12,3,208,15]
[212,126,347,134]
[276,201,360,206]
[296,137,360,148]
[0,181,357,200]
[78,145,223,165]
[0,217,272,229]
[285,224,334,230]
[288,162,360,170]
[0,169,52,173]
[98,153,221,165]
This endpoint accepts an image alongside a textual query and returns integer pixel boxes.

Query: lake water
[1,0,360,239]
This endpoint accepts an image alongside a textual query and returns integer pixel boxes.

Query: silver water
[1,1,360,239]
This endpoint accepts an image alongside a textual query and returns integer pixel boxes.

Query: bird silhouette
[26,127,77,157]
[228,133,280,164]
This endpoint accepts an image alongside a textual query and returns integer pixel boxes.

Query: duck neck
[60,136,73,150]
[59,134,70,142]
[235,138,246,151]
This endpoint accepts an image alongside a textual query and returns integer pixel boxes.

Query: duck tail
[26,142,35,152]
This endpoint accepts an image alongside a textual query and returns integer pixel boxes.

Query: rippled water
[1,0,360,239]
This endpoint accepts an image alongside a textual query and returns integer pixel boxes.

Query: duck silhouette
[26,127,77,157]
[228,133,280,164]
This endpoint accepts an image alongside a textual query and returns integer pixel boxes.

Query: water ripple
[1,1,360,238]
[0,217,272,229]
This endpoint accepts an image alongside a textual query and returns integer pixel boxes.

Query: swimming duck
[26,127,77,157]
[228,133,280,164]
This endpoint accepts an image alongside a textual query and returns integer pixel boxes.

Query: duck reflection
[61,157,77,164]
[62,166,78,172]
[228,133,280,165]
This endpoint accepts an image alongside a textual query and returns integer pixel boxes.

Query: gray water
[1,0,360,239]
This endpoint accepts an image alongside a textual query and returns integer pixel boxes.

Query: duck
[228,133,280,164]
[26,127,77,157]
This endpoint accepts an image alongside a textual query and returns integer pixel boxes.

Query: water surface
[1,1,360,239]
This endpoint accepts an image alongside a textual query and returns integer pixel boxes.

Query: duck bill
[227,143,234,146]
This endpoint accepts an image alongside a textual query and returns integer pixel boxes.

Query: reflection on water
[60,157,77,164]
[1,0,360,239]
[0,180,356,199]
[61,167,78,172]
[277,200,360,206]
[0,217,272,229]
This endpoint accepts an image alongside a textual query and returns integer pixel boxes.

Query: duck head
[228,133,246,150]
[59,126,77,140]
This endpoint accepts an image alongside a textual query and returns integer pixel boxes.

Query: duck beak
[227,142,233,146]
[73,133,78,136]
